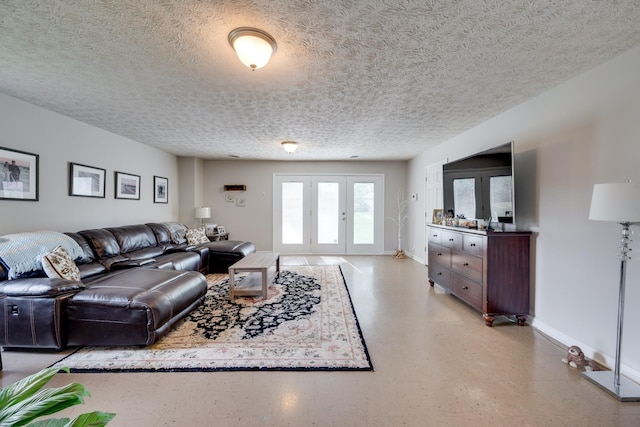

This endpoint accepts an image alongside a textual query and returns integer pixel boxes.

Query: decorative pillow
[41,246,81,281]
[185,227,209,245]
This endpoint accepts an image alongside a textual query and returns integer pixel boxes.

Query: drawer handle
[463,286,469,290]
[470,243,476,247]
[433,234,438,237]
[463,262,469,266]
[437,252,442,256]
[437,272,442,276]
[449,238,454,242]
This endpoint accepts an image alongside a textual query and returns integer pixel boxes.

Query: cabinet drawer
[428,243,450,266]
[428,228,442,245]
[451,251,483,282]
[428,261,451,290]
[463,234,483,256]
[440,230,463,251]
[452,272,483,310]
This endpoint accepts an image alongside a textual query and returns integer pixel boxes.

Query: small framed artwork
[153,176,168,203]
[69,162,106,198]
[0,146,39,201]
[432,208,444,225]
[205,223,218,235]
[115,171,140,200]
[217,225,226,234]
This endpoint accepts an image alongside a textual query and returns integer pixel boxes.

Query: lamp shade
[589,182,640,222]
[228,28,277,70]
[195,207,211,219]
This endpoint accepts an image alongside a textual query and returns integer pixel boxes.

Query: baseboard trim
[532,318,640,384]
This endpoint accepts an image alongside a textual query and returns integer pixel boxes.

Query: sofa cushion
[186,227,209,245]
[41,246,81,281]
[79,229,121,259]
[64,232,96,263]
[106,225,158,254]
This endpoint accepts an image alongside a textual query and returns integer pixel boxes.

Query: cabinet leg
[516,315,527,326]
[483,314,494,327]
[428,279,435,287]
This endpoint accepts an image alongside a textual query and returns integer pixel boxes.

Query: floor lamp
[585,182,640,401]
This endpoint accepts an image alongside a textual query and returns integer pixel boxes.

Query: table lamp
[194,206,211,228]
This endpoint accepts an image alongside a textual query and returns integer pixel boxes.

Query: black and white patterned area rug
[53,265,372,372]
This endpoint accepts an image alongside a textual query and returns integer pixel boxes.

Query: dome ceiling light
[281,141,298,153]
[228,27,277,71]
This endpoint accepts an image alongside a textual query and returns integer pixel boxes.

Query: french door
[273,174,383,254]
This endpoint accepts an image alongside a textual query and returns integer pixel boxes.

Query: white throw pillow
[186,227,209,245]
[42,245,81,281]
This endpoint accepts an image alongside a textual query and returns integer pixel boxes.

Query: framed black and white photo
[154,176,168,203]
[115,171,140,200]
[217,225,226,234]
[0,146,39,201]
[69,162,106,198]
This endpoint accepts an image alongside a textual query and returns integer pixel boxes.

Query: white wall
[0,93,180,234]
[201,160,407,252]
[408,44,640,381]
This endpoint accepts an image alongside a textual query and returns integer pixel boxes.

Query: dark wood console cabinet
[427,224,531,326]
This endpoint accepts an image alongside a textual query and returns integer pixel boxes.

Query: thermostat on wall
[411,193,418,201]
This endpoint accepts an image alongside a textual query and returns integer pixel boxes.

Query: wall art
[115,171,140,200]
[0,146,39,201]
[69,162,106,198]
[154,176,168,203]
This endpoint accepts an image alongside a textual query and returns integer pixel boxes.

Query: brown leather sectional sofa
[0,222,255,350]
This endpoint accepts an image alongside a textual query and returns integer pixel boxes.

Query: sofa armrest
[0,278,85,297]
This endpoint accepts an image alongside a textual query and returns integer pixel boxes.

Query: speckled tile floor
[2,256,640,426]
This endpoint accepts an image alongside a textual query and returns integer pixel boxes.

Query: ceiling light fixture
[228,27,277,71]
[281,141,298,153]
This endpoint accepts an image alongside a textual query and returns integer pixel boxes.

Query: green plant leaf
[1,384,89,427]
[67,411,116,427]
[24,417,70,427]
[0,367,70,410]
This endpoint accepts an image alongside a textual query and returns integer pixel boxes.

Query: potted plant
[0,366,115,426]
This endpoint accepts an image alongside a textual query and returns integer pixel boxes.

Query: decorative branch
[386,190,409,258]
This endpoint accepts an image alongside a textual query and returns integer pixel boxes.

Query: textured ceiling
[1,1,640,161]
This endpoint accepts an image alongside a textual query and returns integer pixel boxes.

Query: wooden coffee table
[228,252,280,300]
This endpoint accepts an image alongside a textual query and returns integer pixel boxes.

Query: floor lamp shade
[589,182,640,222]
[584,181,640,401]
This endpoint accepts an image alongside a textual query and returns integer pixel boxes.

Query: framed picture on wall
[0,146,39,201]
[115,171,140,200]
[69,162,106,198]
[153,176,168,203]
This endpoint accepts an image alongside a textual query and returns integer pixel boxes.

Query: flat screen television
[442,141,515,227]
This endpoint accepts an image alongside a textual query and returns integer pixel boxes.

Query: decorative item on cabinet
[427,224,531,327]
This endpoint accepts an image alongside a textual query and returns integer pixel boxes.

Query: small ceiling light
[228,27,277,71]
[281,141,298,153]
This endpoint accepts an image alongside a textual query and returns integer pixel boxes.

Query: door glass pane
[490,175,513,218]
[317,182,339,244]
[353,182,374,244]
[453,178,476,218]
[282,182,303,244]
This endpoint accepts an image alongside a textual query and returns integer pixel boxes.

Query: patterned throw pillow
[186,227,209,245]
[41,245,81,281]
